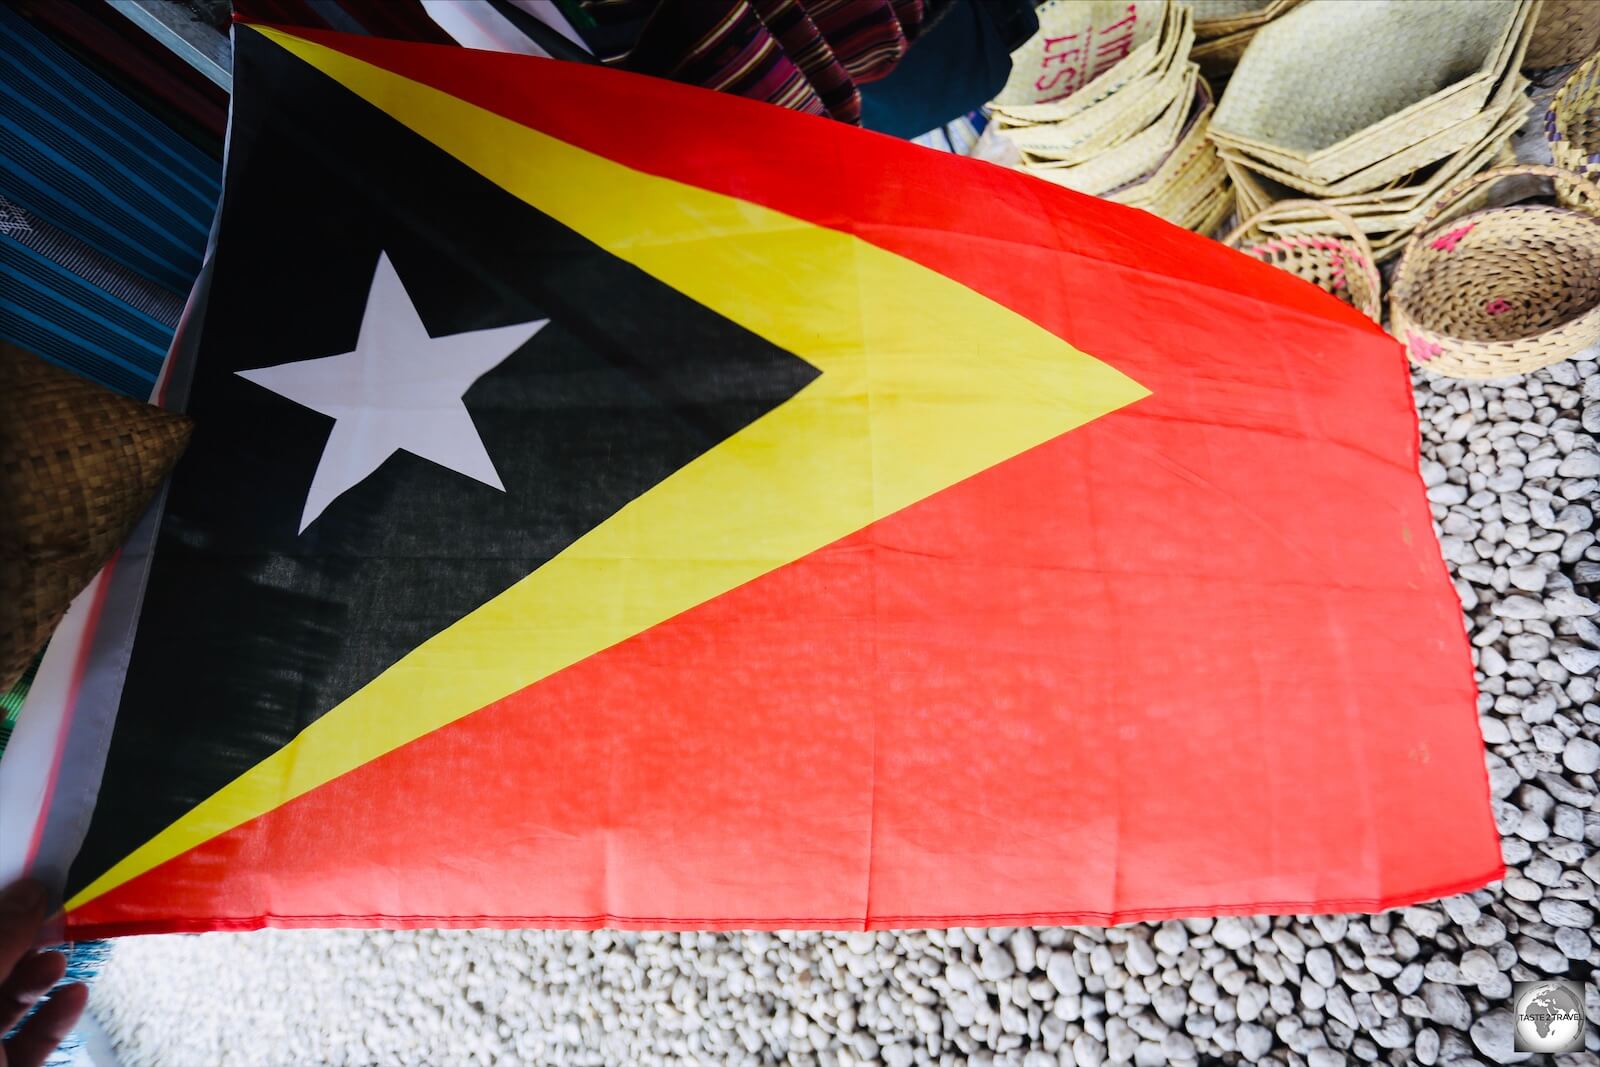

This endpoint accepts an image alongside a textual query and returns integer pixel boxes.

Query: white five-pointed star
[237,252,548,533]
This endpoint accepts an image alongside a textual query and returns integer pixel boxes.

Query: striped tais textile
[0,197,185,330]
[0,225,182,399]
[0,4,220,295]
[800,0,908,83]
[626,0,829,117]
[891,0,928,41]
[625,0,926,121]
[751,0,860,122]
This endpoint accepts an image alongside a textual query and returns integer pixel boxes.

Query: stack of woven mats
[1212,0,1536,261]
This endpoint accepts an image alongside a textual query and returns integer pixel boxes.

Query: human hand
[1,881,86,1067]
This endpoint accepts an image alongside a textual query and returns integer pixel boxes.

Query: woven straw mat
[1223,76,1530,199]
[1213,0,1524,159]
[1022,64,1200,194]
[1107,80,1217,199]
[1224,92,1529,214]
[1001,27,1193,160]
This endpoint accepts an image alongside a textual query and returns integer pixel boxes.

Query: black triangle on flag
[67,30,819,897]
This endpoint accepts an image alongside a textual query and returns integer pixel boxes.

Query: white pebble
[1212,918,1253,950]
[1564,736,1600,774]
[1236,1022,1273,1061]
[980,943,1016,982]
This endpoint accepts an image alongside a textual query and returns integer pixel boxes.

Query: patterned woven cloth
[626,0,833,116]
[751,0,860,122]
[623,0,939,124]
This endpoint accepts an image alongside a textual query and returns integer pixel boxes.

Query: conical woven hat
[0,341,193,690]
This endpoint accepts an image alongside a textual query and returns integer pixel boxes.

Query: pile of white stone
[93,355,1600,1067]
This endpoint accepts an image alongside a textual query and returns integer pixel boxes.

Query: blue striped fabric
[0,3,220,296]
[1,194,186,329]
[0,236,175,398]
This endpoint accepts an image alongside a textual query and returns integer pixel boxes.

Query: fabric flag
[4,20,1500,938]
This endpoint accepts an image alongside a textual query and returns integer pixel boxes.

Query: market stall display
[6,4,1600,1066]
[1228,95,1529,261]
[1102,80,1231,231]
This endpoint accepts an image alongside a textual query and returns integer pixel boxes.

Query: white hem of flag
[0,570,106,887]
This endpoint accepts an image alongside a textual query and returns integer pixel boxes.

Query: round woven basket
[1223,199,1382,320]
[1390,163,1600,379]
[1546,50,1600,214]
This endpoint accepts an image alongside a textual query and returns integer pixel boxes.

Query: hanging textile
[0,5,221,297]
[0,8,218,397]
[624,0,831,116]
[0,203,180,399]
[859,0,1033,137]
[621,0,942,122]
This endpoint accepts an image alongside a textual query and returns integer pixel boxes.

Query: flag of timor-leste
[54,22,1500,936]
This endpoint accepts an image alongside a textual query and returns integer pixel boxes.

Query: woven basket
[1164,153,1232,224]
[1526,0,1600,68]
[1225,94,1528,213]
[1122,141,1225,213]
[1361,144,1520,259]
[1255,141,1520,237]
[1547,50,1600,214]
[1108,78,1215,188]
[0,341,193,690]
[1224,200,1383,320]
[1127,166,1234,234]
[1390,163,1600,378]
[1226,155,1270,217]
[1211,0,1529,181]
